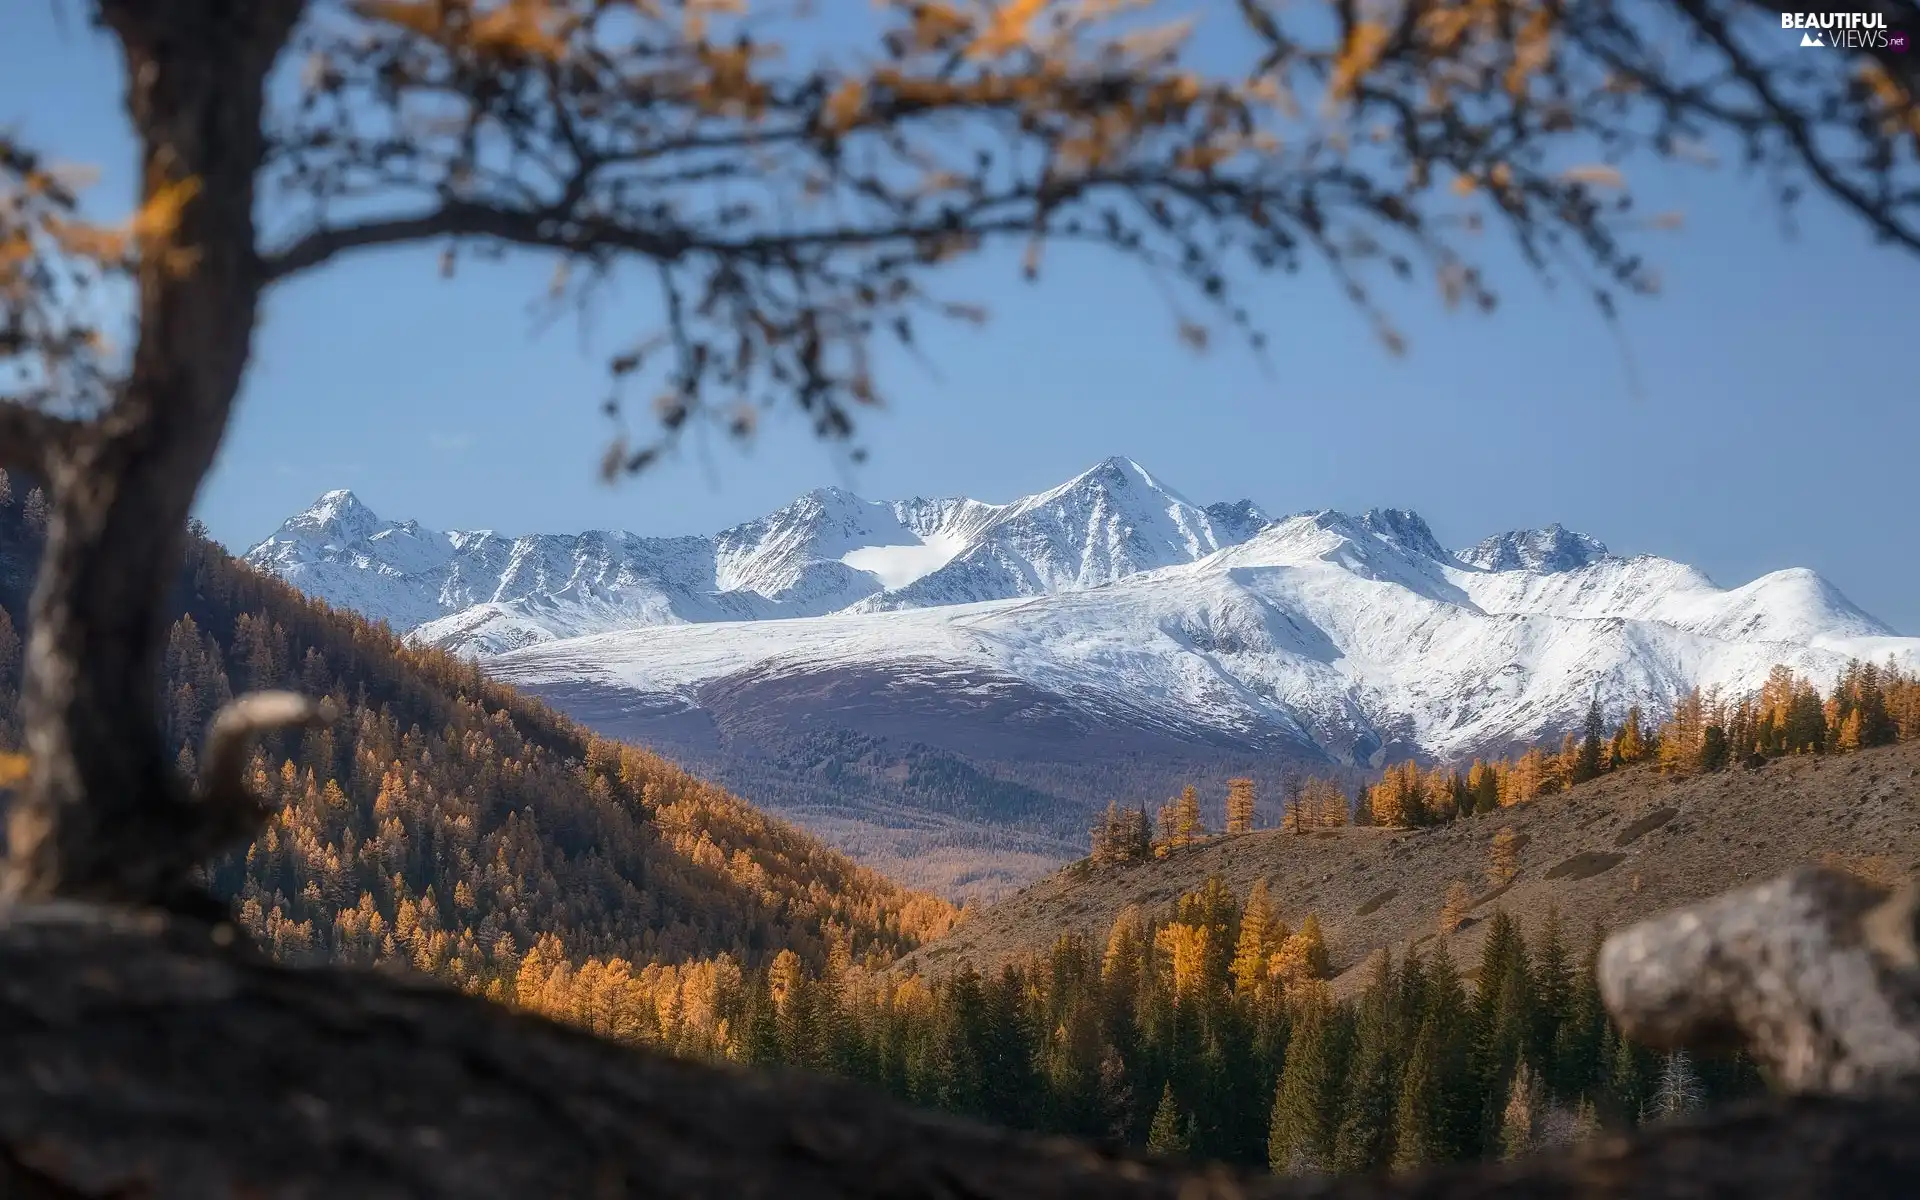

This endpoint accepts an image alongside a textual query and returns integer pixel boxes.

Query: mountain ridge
[243,460,1918,896]
[246,456,1282,655]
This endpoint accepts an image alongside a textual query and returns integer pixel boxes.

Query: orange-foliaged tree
[0,0,1916,910]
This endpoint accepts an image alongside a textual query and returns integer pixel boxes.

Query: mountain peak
[1460,524,1611,574]
[1203,499,1272,543]
[311,487,369,515]
[1067,456,1161,491]
[282,489,383,543]
[1358,508,1449,560]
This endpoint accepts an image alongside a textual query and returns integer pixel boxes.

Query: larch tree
[1230,878,1280,996]
[1170,784,1204,848]
[1487,826,1521,888]
[1,0,1915,918]
[1225,776,1256,836]
[1499,1059,1540,1160]
[1438,879,1474,937]
[1281,773,1308,835]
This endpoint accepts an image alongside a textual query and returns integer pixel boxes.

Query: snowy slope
[854,458,1265,611]
[484,504,1918,766]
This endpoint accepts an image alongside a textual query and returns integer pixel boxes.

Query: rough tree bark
[4,0,304,907]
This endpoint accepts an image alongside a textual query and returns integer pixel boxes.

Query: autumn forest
[1,473,1916,1176]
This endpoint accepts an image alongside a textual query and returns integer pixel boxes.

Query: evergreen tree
[1147,1082,1189,1157]
[1604,1029,1650,1129]
[1529,908,1571,1082]
[741,971,783,1067]
[1470,911,1533,1153]
[1391,1014,1442,1172]
[1699,723,1730,772]
[1645,1050,1705,1123]
[980,964,1039,1128]
[21,486,48,537]
[1784,683,1827,754]
[935,965,990,1117]
[1268,1000,1347,1174]
[1574,698,1606,783]
[1332,955,1398,1174]
[1552,927,1609,1102]
[1467,760,1500,814]
[1423,941,1479,1162]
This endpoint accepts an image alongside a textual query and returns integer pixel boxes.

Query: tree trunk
[3,0,301,905]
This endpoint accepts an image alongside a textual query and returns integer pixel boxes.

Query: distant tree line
[1089,663,1920,855]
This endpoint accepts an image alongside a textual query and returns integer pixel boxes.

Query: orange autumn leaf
[1562,163,1625,188]
[969,0,1048,59]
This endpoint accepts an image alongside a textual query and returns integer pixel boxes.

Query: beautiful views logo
[1782,11,1901,49]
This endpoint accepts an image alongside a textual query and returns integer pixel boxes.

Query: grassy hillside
[898,739,1920,990]
[0,486,955,992]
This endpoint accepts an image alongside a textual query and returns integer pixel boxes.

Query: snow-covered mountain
[479,506,1915,767]
[244,457,1268,654]
[246,460,1918,894]
[248,459,1918,767]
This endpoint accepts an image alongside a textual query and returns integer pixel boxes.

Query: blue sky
[6,5,1918,632]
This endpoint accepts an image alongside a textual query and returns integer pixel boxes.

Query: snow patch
[841,532,967,589]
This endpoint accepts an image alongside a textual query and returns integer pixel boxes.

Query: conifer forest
[6,484,1917,1176]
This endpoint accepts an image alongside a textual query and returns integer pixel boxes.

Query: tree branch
[0,402,84,473]
[1673,0,1920,256]
[189,691,338,862]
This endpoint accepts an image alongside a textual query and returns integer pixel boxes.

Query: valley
[245,458,1920,896]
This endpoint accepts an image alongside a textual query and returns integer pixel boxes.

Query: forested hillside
[1,469,1904,1180]
[726,879,1767,1172]
[906,714,1920,986]
[0,472,954,996]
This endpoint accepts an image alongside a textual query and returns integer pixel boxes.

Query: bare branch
[0,401,84,472]
[192,691,339,860]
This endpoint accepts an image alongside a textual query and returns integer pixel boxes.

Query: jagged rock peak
[279,489,384,542]
[1358,508,1450,561]
[1203,499,1272,542]
[1461,524,1613,574]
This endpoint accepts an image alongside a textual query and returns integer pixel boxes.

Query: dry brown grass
[897,740,1920,996]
